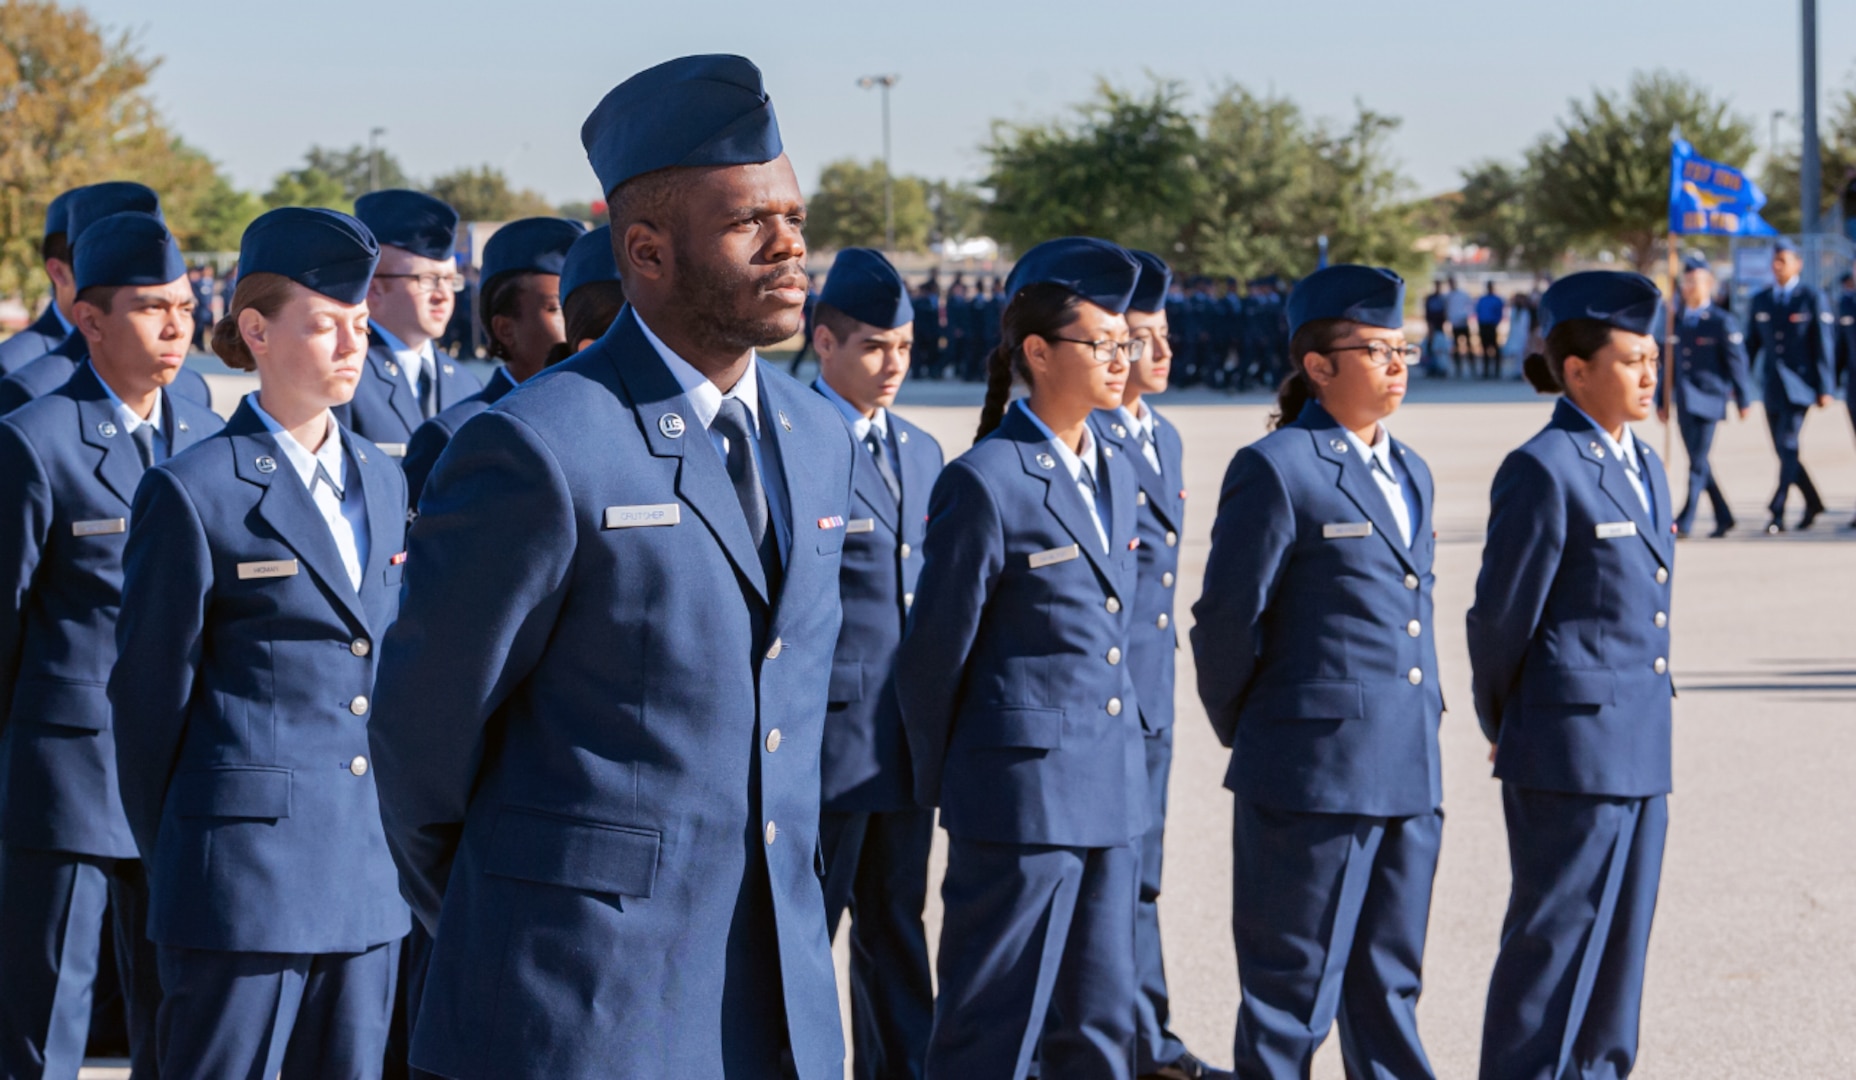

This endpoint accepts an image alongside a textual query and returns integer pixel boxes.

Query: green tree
[262,166,349,213]
[299,143,411,201]
[804,159,930,252]
[924,179,986,244]
[1527,70,1756,270]
[556,200,598,224]
[426,166,556,222]
[1454,159,1574,272]
[983,79,1202,257]
[1759,70,1856,234]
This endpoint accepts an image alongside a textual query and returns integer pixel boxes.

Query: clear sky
[77,0,1848,206]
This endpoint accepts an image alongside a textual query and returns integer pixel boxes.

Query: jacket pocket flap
[9,676,110,732]
[486,807,660,899]
[963,706,1065,750]
[1525,668,1617,707]
[828,659,863,703]
[1265,679,1363,720]
[174,766,292,819]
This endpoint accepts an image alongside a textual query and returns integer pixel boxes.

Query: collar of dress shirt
[636,313,761,437]
[52,304,74,336]
[1565,398,1639,472]
[94,367,163,437]
[816,377,887,442]
[248,393,345,490]
[1340,422,1395,475]
[1013,397,1097,487]
[1117,401,1155,441]
[372,320,433,370]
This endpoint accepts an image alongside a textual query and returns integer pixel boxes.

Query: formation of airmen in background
[0,48,1844,1080]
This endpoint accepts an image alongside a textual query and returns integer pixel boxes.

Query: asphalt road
[85,373,1855,1078]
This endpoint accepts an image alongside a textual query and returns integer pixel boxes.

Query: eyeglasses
[1324,341,1421,367]
[1045,336,1146,365]
[375,272,465,294]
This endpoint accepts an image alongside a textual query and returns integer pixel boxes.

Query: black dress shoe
[1800,506,1823,531]
[1143,1050,1235,1080]
[1766,517,1786,535]
[1709,521,1735,538]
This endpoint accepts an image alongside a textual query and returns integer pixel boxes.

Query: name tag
[375,442,407,458]
[845,518,876,534]
[1322,522,1374,539]
[237,559,299,580]
[1755,312,1771,322]
[1595,521,1637,540]
[71,517,126,537]
[1028,544,1080,569]
[603,504,681,529]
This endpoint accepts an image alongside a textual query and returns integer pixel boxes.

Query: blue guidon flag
[1668,137,1778,236]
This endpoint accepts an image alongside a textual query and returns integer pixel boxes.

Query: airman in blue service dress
[0,188,81,376]
[366,56,854,1080]
[338,190,482,459]
[1745,237,1836,532]
[898,238,1146,1080]
[1667,253,1752,538]
[110,208,411,1079]
[1469,271,1676,1080]
[401,216,585,508]
[0,211,222,1079]
[1191,266,1443,1080]
[808,247,944,1080]
[1086,250,1212,1080]
[0,184,213,416]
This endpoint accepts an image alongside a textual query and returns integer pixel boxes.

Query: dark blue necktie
[713,398,781,594]
[864,428,901,504]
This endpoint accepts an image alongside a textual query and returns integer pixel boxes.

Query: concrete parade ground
[87,370,1856,1077]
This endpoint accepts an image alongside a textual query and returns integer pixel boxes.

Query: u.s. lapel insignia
[1330,438,1348,454]
[97,421,117,438]
[1589,441,1605,459]
[178,420,190,433]
[1112,423,1128,438]
[385,360,400,377]
[443,363,455,376]
[778,411,792,432]
[1036,452,1056,470]
[255,455,277,473]
[659,413,686,439]
[898,430,909,444]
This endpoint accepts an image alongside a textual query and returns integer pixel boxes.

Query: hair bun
[1521,352,1560,394]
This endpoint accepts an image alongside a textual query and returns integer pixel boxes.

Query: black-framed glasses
[1046,336,1146,364]
[376,272,465,294]
[1324,341,1420,367]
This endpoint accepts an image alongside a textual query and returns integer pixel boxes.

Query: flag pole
[1664,233,1677,464]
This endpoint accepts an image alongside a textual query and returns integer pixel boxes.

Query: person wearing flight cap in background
[0,188,84,376]
[400,216,584,510]
[1662,251,1751,539]
[1744,236,1836,533]
[0,183,214,416]
[341,189,481,461]
[0,209,223,1080]
[809,246,943,1080]
[367,54,854,1079]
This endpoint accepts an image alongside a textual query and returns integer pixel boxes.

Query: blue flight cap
[43,187,81,239]
[1286,264,1405,337]
[237,208,380,305]
[66,182,162,246]
[1128,250,1172,314]
[481,217,587,285]
[73,212,187,291]
[353,190,459,261]
[582,54,783,197]
[1774,236,1799,255]
[560,225,622,304]
[1002,237,1140,313]
[818,247,912,330]
[1681,251,1711,274]
[1538,270,1662,338]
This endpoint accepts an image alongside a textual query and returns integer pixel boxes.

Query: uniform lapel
[365,333,424,434]
[71,368,146,508]
[229,403,371,631]
[1004,408,1118,586]
[1304,406,1417,575]
[895,418,934,541]
[348,429,402,632]
[604,314,769,605]
[1093,409,1176,528]
[433,355,468,411]
[814,382,901,532]
[1393,438,1434,572]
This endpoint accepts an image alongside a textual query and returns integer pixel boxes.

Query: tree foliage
[425,165,556,222]
[1453,159,1575,272]
[804,159,930,252]
[1760,70,1856,234]
[1525,70,1755,270]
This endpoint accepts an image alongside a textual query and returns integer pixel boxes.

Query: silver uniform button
[1164,531,1178,547]
[766,638,783,660]
[1107,697,1123,716]
[1161,572,1174,588]
[1655,567,1668,584]
[765,821,778,845]
[348,695,368,716]
[1406,620,1421,638]
[1106,647,1122,665]
[351,638,370,657]
[1156,613,1169,629]
[1136,491,1148,506]
[900,543,912,559]
[1654,611,1668,628]
[1407,668,1423,685]
[1653,657,1667,675]
[765,728,782,753]
[349,755,368,776]
[1106,597,1121,614]
[904,593,915,609]
[1404,573,1419,590]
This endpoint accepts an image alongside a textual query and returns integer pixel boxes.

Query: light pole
[368,127,387,193]
[1800,0,1821,234]
[857,74,900,251]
